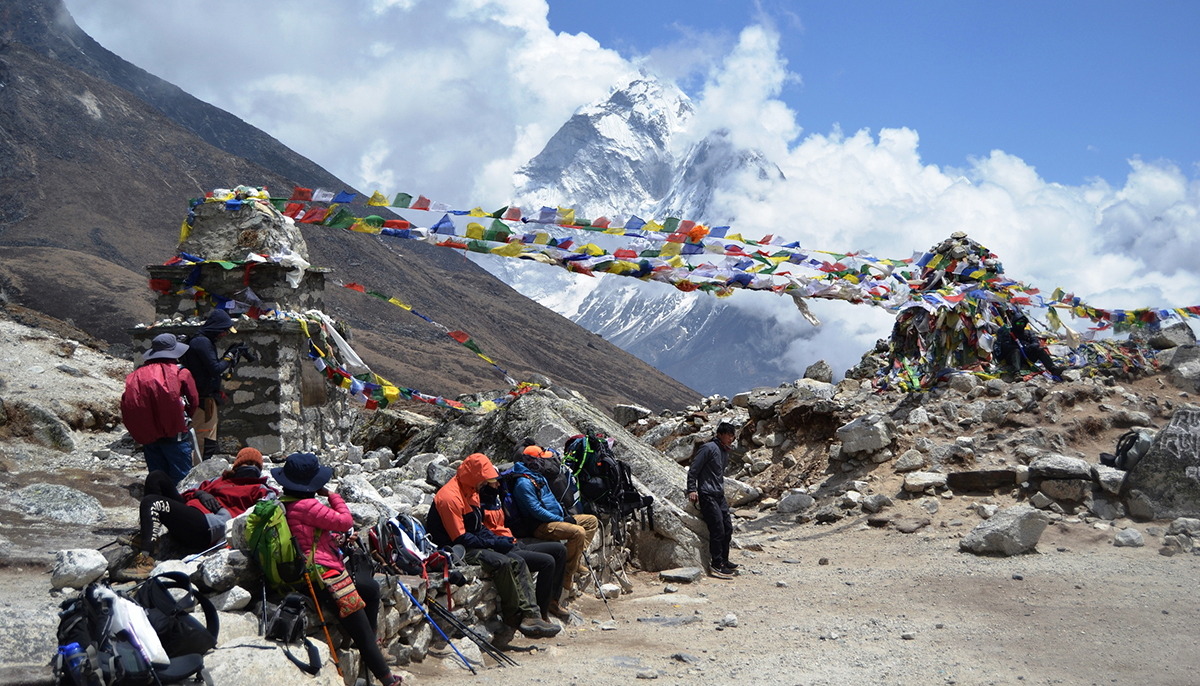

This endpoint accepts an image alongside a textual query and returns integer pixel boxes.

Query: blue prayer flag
[332,191,357,204]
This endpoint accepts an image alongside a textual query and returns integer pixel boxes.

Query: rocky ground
[2,305,1199,685]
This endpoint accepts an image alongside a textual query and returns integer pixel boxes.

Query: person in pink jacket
[274,451,401,686]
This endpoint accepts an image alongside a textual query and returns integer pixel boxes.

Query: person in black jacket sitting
[687,422,737,578]
[996,315,1063,379]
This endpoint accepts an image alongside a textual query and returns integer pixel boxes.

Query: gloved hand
[194,491,221,513]
[563,514,577,526]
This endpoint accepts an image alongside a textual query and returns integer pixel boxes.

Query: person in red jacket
[121,333,199,485]
[275,452,402,686]
[121,447,275,579]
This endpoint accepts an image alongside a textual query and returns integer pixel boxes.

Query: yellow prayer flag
[667,256,685,268]
[480,401,498,412]
[468,207,488,217]
[387,297,412,311]
[478,355,496,365]
[581,243,606,256]
[491,242,524,257]
[557,207,575,226]
[660,242,682,258]
[644,221,664,233]
[603,226,626,235]
[367,191,390,206]
[1046,308,1062,331]
[350,220,381,234]
[533,232,549,245]
[179,219,192,244]
[466,222,486,240]
[607,260,639,275]
[726,233,744,243]
[383,386,400,402]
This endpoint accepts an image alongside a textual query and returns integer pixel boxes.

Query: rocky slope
[0,5,698,414]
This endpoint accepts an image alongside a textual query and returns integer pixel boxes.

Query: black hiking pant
[514,541,567,613]
[698,493,732,569]
[466,544,562,622]
[139,471,211,553]
[314,567,389,682]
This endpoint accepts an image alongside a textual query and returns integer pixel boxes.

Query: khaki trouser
[533,514,599,592]
[193,397,219,456]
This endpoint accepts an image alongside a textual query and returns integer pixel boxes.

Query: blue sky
[548,0,1200,187]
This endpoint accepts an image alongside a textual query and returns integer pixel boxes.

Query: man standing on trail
[181,309,236,459]
[687,421,737,578]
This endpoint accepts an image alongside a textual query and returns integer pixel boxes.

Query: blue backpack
[497,468,543,538]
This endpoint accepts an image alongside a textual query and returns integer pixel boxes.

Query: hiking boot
[723,561,739,570]
[120,552,157,580]
[382,675,403,686]
[709,568,733,580]
[535,617,561,638]
[517,616,545,638]
[718,563,739,576]
[548,600,572,621]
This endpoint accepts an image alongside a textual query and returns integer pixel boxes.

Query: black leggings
[139,471,211,553]
[315,566,389,682]
[513,541,566,615]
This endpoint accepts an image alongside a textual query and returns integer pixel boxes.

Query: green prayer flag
[467,240,492,254]
[270,198,287,211]
[663,217,680,233]
[462,339,483,355]
[326,209,356,229]
[363,215,385,227]
[489,206,509,219]
[391,193,413,208]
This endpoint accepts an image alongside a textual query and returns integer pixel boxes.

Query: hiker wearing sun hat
[121,333,199,485]
[274,452,403,686]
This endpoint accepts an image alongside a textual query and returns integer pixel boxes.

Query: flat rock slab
[894,517,932,534]
[636,616,701,628]
[867,513,893,527]
[658,567,703,583]
[946,469,1017,492]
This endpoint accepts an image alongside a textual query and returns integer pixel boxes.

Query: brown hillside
[0,40,699,413]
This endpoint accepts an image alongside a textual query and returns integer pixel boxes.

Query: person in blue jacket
[510,453,599,602]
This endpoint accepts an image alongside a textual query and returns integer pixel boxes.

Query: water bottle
[57,643,87,686]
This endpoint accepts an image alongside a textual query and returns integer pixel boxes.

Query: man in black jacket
[687,422,737,578]
[181,309,236,459]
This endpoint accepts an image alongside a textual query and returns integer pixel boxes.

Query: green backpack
[244,499,319,590]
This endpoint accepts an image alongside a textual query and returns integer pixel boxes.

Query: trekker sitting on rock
[426,453,560,638]
[121,447,275,579]
[479,475,571,623]
[274,451,403,686]
[687,422,737,579]
[120,332,199,485]
[510,446,598,604]
[996,315,1063,380]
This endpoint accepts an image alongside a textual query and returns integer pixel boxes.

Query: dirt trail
[405,516,1199,686]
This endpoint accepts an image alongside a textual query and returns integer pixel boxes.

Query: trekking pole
[188,426,203,467]
[427,601,517,667]
[427,602,517,667]
[395,580,475,675]
[304,574,343,677]
[581,550,615,620]
[183,540,227,563]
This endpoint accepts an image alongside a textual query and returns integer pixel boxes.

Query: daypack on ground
[54,583,212,686]
[1100,429,1156,472]
[245,498,318,590]
[134,572,219,657]
[563,433,654,540]
[120,363,192,445]
[263,593,321,675]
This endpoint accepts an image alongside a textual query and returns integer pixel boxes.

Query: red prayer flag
[592,217,610,229]
[283,202,304,218]
[410,195,432,210]
[299,207,329,224]
[344,283,367,293]
[382,219,410,229]
[148,278,172,293]
[504,207,522,221]
[613,249,638,260]
[447,330,470,344]
[289,186,313,202]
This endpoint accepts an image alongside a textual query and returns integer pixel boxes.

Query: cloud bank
[67,2,1198,380]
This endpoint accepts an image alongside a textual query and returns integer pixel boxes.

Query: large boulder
[1028,454,1091,480]
[1147,322,1197,350]
[959,505,1050,556]
[396,391,704,570]
[352,407,438,454]
[836,414,893,455]
[1169,361,1200,394]
[204,636,342,686]
[13,402,75,452]
[180,196,310,262]
[803,360,833,384]
[1124,407,1200,519]
[613,404,653,427]
[9,484,104,524]
[51,549,108,590]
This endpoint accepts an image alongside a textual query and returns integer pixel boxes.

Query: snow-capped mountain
[477,75,814,398]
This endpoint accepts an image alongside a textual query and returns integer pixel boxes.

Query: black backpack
[263,593,321,675]
[519,451,578,511]
[563,433,655,540]
[1100,429,1154,472]
[133,572,219,657]
[54,583,212,686]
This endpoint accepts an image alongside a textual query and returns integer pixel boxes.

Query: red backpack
[121,363,194,444]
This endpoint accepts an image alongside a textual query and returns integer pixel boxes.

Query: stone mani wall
[129,319,351,455]
[146,263,328,318]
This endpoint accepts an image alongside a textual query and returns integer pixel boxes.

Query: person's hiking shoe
[723,561,739,570]
[382,675,403,686]
[517,616,545,638]
[120,552,157,580]
[709,568,734,580]
[548,600,572,621]
[116,532,143,550]
[718,563,739,576]
[535,617,562,638]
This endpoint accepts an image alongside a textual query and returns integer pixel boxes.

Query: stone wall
[129,319,351,455]
[146,263,327,318]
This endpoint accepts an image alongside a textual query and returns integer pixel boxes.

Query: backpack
[244,499,319,590]
[367,515,455,604]
[519,451,577,511]
[120,363,191,445]
[54,583,212,686]
[263,593,321,675]
[563,433,655,541]
[1100,429,1155,472]
[133,572,219,657]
